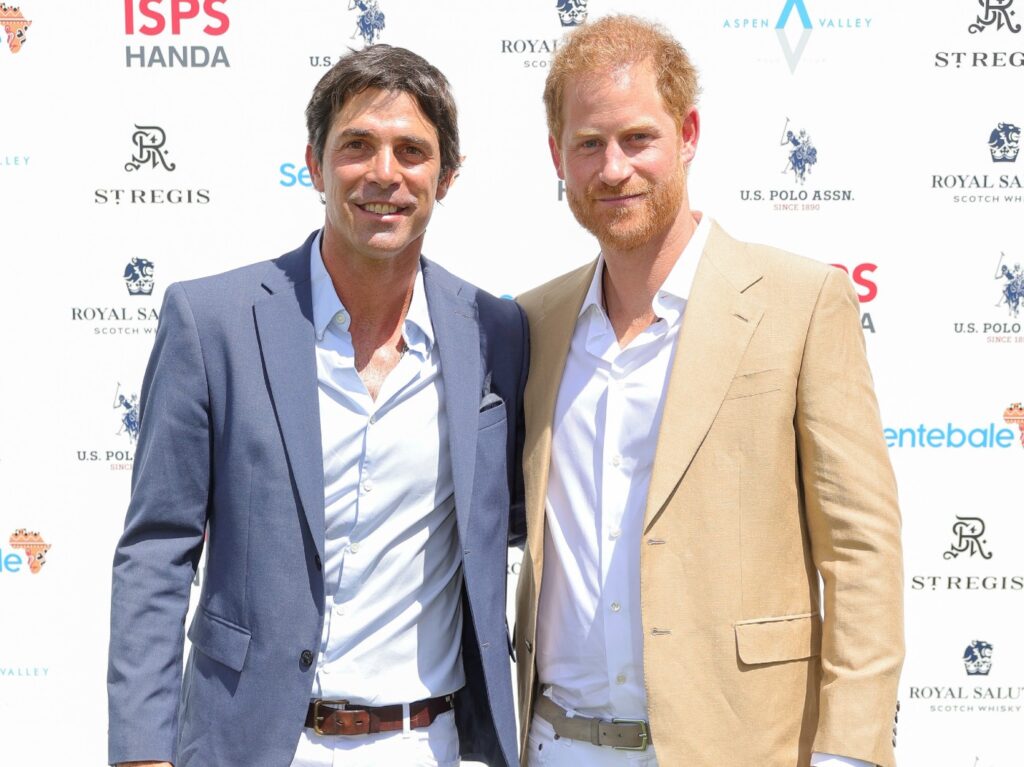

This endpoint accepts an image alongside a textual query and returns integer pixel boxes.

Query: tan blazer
[515,222,904,767]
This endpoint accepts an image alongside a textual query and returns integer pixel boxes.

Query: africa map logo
[8,529,50,573]
[0,3,30,54]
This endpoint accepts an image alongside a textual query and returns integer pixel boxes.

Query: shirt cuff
[810,754,875,767]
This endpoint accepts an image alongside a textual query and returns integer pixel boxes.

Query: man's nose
[367,148,400,186]
[598,142,632,187]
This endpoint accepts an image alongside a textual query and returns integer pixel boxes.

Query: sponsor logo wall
[2,1,1021,764]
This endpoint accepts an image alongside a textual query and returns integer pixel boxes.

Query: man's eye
[343,140,366,150]
[580,139,600,150]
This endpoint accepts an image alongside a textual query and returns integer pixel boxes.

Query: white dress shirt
[308,234,465,706]
[535,215,871,767]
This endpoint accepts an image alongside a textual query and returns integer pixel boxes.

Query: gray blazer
[108,232,527,767]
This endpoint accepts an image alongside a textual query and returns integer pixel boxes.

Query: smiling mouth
[358,202,406,215]
[597,192,645,204]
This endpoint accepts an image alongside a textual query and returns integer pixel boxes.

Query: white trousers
[290,707,461,767]
[526,713,659,767]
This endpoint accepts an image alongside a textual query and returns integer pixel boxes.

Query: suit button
[525,640,533,653]
[300,650,314,668]
[314,554,322,571]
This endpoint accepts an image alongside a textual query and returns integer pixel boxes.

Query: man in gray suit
[108,45,527,767]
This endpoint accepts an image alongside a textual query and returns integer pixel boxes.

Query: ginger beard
[565,156,686,253]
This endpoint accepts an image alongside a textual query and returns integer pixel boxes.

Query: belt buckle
[312,699,350,736]
[611,718,649,751]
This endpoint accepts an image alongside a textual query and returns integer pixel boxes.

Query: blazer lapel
[643,223,765,531]
[522,262,596,575]
[422,259,481,540]
[253,235,326,561]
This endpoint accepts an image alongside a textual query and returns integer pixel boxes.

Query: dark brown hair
[305,45,461,179]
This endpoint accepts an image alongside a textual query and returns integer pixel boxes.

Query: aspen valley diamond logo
[721,0,873,73]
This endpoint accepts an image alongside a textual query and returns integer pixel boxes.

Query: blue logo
[780,119,817,184]
[556,0,588,27]
[884,422,1017,449]
[989,122,1020,162]
[963,640,994,676]
[279,162,313,188]
[348,0,385,46]
[113,384,140,444]
[123,257,155,297]
[969,0,1021,34]
[995,253,1023,318]
[776,0,812,28]
[775,0,812,72]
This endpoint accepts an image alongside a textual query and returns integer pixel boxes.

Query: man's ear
[304,144,325,193]
[679,107,700,165]
[436,157,463,202]
[548,135,565,180]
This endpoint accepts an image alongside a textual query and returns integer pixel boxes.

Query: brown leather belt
[305,694,454,736]
[535,693,651,751]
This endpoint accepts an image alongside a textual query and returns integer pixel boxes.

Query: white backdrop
[2,1,1023,765]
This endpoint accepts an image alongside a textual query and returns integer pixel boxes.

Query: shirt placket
[600,354,634,714]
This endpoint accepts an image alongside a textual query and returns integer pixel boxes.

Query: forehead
[561,62,669,133]
[330,88,439,143]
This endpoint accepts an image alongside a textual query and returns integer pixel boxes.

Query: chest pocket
[724,368,789,401]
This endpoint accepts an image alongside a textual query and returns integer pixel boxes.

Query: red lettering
[204,0,230,35]
[172,0,200,34]
[830,263,878,303]
[852,263,878,303]
[125,0,228,36]
[138,0,166,35]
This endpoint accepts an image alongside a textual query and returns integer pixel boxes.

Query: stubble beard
[565,162,686,253]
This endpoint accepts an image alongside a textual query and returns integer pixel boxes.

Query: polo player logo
[969,0,1021,33]
[9,529,50,574]
[113,384,141,444]
[780,118,817,183]
[943,516,993,560]
[962,640,994,676]
[0,3,30,54]
[124,125,176,173]
[995,253,1023,317]
[348,0,385,46]
[988,122,1020,162]
[1004,402,1024,447]
[123,257,156,297]
[556,0,588,27]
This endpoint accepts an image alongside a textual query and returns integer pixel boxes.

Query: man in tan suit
[514,15,903,767]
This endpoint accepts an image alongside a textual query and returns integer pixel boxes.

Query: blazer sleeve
[508,299,530,549]
[795,268,904,767]
[107,282,211,765]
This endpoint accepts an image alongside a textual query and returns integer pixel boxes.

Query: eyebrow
[336,128,434,151]
[571,122,661,141]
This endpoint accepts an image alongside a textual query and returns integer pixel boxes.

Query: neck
[319,226,421,339]
[600,206,699,346]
